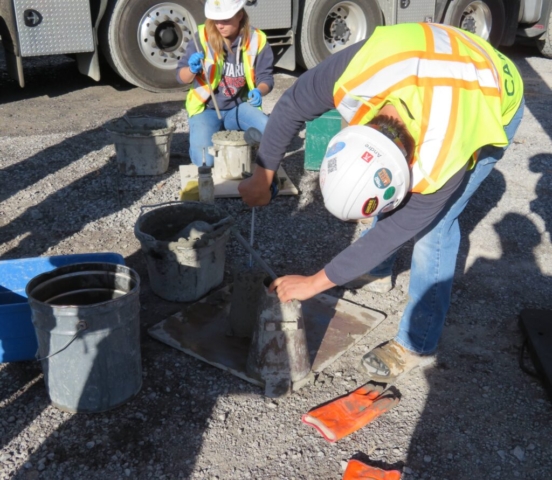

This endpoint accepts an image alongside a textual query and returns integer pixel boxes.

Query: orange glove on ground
[342,459,401,480]
[301,383,399,443]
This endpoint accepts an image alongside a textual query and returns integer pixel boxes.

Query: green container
[304,110,345,171]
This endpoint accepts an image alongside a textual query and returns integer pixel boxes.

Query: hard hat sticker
[374,168,392,189]
[362,197,379,216]
[381,202,395,213]
[383,186,396,200]
[327,158,337,174]
[361,151,374,163]
[325,141,346,158]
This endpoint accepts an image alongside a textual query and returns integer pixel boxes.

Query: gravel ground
[1,43,552,480]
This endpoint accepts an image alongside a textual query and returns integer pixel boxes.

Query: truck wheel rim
[323,2,368,54]
[138,2,197,70]
[459,1,492,40]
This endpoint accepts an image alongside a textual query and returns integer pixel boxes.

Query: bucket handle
[35,321,88,362]
[137,201,189,242]
[138,200,188,218]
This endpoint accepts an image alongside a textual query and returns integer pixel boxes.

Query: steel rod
[232,228,278,281]
[189,23,222,120]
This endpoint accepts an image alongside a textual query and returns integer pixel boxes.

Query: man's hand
[269,270,336,303]
[238,165,275,206]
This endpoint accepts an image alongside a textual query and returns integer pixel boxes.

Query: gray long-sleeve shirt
[256,41,468,286]
[176,28,274,111]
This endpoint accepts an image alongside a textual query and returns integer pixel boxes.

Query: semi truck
[0,0,550,92]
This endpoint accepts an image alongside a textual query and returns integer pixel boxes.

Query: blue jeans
[187,103,269,167]
[364,99,525,354]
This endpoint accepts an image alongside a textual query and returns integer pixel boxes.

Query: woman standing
[177,0,274,167]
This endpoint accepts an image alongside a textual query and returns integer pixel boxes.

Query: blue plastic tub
[0,253,125,363]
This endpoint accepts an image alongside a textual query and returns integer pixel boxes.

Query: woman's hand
[188,52,204,74]
[248,88,262,107]
[268,270,336,303]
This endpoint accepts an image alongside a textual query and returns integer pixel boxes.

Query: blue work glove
[247,88,262,107]
[188,52,204,74]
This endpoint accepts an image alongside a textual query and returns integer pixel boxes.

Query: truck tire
[444,0,505,46]
[536,11,552,58]
[100,0,203,92]
[298,0,382,70]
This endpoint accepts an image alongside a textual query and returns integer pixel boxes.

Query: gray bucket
[26,263,142,413]
[106,115,175,176]
[134,201,234,302]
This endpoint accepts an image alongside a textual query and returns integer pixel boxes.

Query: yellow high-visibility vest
[333,23,524,194]
[185,25,267,117]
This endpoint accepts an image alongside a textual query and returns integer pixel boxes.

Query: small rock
[424,455,432,463]
[403,467,413,474]
[497,450,506,460]
[217,414,226,421]
[24,462,32,469]
[7,416,15,423]
[125,469,131,476]
[512,446,524,461]
[317,451,325,457]
[86,441,95,449]
[267,402,277,409]
[341,461,348,471]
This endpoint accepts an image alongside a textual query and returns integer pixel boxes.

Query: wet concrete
[212,130,248,145]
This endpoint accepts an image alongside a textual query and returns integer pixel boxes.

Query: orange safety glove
[342,459,401,480]
[301,383,399,443]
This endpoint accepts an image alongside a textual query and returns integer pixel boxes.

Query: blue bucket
[0,253,124,362]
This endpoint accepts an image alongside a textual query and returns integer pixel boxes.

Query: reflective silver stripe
[433,24,501,95]
[429,24,453,54]
[411,85,453,189]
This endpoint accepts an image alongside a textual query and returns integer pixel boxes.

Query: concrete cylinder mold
[134,201,234,302]
[210,130,255,180]
[26,262,142,413]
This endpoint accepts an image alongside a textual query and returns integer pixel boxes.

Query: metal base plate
[148,286,386,392]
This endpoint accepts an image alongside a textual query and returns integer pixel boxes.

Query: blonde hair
[205,9,251,58]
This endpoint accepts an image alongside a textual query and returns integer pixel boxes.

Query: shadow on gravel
[403,213,552,478]
[0,102,184,260]
[529,153,552,236]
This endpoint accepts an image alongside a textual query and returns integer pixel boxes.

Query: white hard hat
[205,0,246,20]
[319,125,411,221]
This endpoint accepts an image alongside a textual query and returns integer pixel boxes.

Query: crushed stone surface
[1,45,552,480]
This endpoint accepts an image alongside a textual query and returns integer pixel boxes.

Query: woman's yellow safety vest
[186,25,267,117]
[333,23,524,194]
